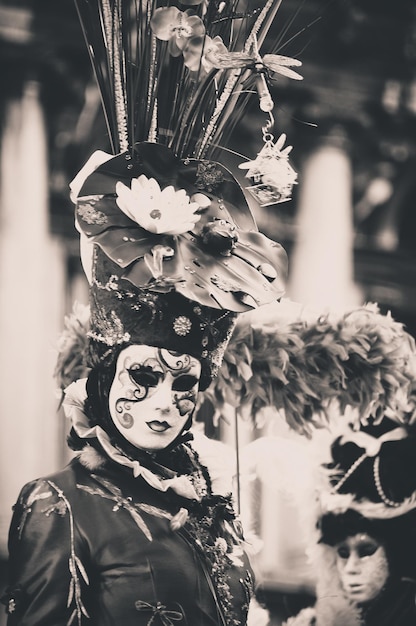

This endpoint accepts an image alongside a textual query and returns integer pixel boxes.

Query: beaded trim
[332,451,406,509]
[87,330,131,346]
[373,456,403,508]
[332,452,367,493]
[89,303,131,347]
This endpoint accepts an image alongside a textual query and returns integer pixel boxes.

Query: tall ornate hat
[70,0,302,387]
[282,416,416,626]
[74,142,287,387]
[319,417,416,523]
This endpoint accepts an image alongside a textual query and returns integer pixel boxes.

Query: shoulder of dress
[14,459,87,509]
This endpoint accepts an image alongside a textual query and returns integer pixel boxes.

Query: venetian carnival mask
[108,344,201,451]
[335,533,389,605]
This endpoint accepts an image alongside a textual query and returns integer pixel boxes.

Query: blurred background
[1,0,416,623]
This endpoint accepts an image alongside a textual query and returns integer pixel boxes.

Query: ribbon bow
[135,601,183,625]
[340,427,408,457]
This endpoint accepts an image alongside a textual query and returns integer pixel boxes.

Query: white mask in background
[109,345,201,451]
[336,533,389,605]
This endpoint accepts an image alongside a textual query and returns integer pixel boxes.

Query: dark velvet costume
[4,444,254,626]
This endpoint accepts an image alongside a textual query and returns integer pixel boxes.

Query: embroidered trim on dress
[46,481,90,625]
[15,480,90,625]
[77,474,175,541]
[135,600,184,625]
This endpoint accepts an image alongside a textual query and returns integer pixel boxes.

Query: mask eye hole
[128,368,162,388]
[356,541,379,558]
[337,545,350,559]
[336,537,380,560]
[172,375,199,392]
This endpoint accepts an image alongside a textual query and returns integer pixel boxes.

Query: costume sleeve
[4,479,90,626]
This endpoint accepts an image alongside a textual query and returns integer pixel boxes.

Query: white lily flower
[115,174,203,235]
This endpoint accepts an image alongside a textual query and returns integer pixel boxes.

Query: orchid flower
[150,7,205,57]
[183,35,228,72]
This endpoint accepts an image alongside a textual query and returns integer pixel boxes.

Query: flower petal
[115,181,138,222]
[115,175,202,236]
[185,14,205,37]
[150,7,181,41]
[183,36,205,71]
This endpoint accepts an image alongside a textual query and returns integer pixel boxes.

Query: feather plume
[201,303,416,436]
[54,300,416,436]
[54,302,91,393]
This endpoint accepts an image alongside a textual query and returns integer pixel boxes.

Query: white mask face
[109,345,201,451]
[336,533,389,605]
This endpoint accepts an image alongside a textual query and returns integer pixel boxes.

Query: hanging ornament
[239,120,298,206]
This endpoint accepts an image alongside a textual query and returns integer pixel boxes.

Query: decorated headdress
[310,309,416,519]
[74,142,287,389]
[288,415,416,626]
[283,420,416,626]
[280,342,416,626]
[319,418,416,524]
[70,0,303,388]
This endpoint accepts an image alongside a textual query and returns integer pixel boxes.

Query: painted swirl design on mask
[173,391,197,416]
[158,348,194,374]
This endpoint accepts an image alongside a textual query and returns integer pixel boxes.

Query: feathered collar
[63,379,204,501]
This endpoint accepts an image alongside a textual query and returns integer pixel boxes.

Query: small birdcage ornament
[239,128,298,206]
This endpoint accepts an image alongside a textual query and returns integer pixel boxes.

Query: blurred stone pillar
[288,127,362,310]
[0,81,66,555]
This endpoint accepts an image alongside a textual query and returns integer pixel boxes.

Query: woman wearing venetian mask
[2,142,287,625]
[286,419,416,626]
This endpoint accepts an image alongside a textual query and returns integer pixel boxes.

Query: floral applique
[115,174,202,235]
[135,600,184,625]
[195,162,224,192]
[77,199,108,225]
[182,494,250,626]
[150,7,205,61]
[76,475,173,542]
